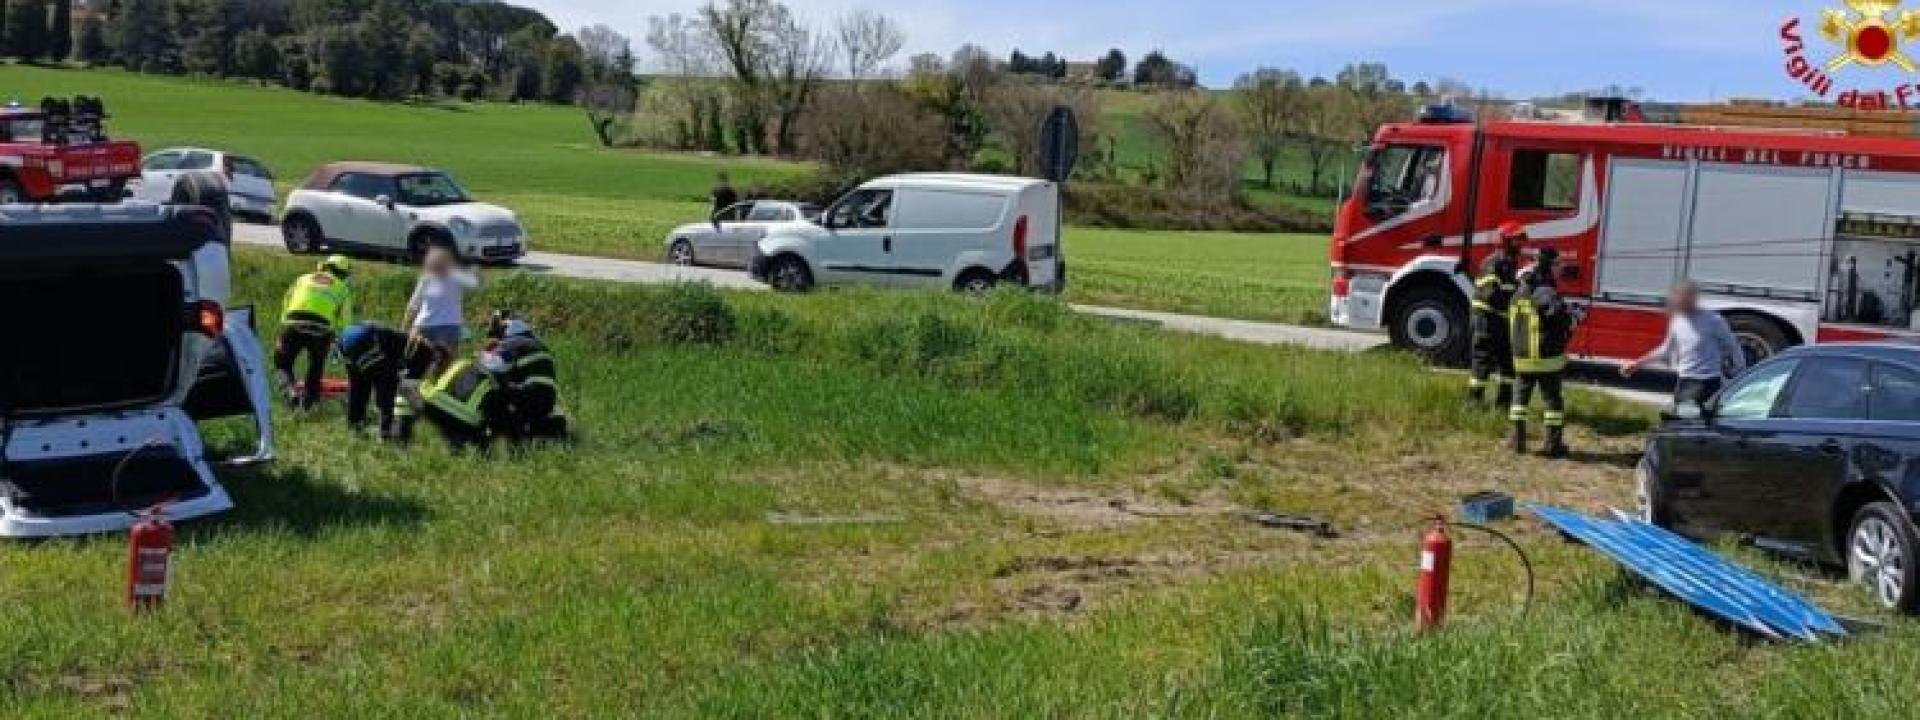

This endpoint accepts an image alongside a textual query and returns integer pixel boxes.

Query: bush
[643,282,736,346]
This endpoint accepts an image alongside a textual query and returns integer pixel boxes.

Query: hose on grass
[1448,520,1536,618]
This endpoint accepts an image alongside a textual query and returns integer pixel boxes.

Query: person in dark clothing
[1509,247,1575,458]
[1469,222,1526,407]
[336,322,438,438]
[711,171,739,216]
[484,313,568,441]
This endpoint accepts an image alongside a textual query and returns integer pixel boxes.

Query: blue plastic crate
[1458,492,1515,524]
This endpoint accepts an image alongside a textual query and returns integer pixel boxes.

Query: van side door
[890,188,1009,285]
[816,188,899,285]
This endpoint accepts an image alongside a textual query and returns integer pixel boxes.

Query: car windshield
[396,173,470,206]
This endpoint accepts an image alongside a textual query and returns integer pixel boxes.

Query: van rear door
[1021,182,1062,290]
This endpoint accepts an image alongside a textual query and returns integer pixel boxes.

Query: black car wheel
[1388,286,1468,366]
[955,269,997,295]
[768,255,813,293]
[0,178,25,204]
[283,216,321,254]
[1847,502,1920,613]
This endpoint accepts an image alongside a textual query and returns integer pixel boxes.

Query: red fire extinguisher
[126,506,174,611]
[1415,516,1452,632]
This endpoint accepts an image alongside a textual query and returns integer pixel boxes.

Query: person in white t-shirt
[403,246,478,377]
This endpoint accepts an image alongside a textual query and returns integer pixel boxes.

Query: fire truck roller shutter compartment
[1684,164,1833,301]
[1596,159,1691,303]
[1827,170,1920,330]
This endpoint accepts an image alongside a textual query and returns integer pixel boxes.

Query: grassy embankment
[4,250,1912,717]
[0,64,1336,324]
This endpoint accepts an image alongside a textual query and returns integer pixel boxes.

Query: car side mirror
[375,194,395,210]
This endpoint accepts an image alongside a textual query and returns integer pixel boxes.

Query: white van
[749,174,1063,293]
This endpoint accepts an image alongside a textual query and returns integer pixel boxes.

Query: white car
[0,204,274,537]
[750,174,1063,294]
[279,162,527,263]
[664,200,820,269]
[133,147,278,222]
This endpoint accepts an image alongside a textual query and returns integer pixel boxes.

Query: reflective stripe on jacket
[1509,280,1572,374]
[422,360,495,428]
[1471,252,1519,318]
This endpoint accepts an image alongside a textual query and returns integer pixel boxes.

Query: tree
[233,26,280,80]
[1094,48,1125,83]
[76,15,108,64]
[1234,67,1304,189]
[542,34,586,103]
[800,84,944,177]
[647,11,724,151]
[49,0,72,61]
[1134,50,1174,86]
[697,0,779,153]
[404,24,441,96]
[983,82,1100,176]
[180,0,238,75]
[577,23,632,81]
[310,23,368,96]
[763,10,828,154]
[6,0,48,62]
[1144,91,1245,198]
[1297,83,1346,196]
[581,76,635,147]
[833,8,901,80]
[358,0,413,98]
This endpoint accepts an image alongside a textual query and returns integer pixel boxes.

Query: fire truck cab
[0,96,141,204]
[1331,107,1920,365]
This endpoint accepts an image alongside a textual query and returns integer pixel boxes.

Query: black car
[1641,343,1920,613]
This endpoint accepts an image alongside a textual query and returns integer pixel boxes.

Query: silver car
[664,200,820,269]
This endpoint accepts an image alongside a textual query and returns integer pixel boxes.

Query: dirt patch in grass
[951,475,1240,533]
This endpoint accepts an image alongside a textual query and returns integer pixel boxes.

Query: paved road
[232,222,1669,406]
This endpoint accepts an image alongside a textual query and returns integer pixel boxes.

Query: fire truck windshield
[2,117,45,143]
[1364,144,1445,220]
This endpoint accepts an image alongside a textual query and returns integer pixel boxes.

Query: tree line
[2,0,636,108]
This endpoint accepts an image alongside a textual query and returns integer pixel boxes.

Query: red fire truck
[1330,106,1920,365]
[0,96,141,204]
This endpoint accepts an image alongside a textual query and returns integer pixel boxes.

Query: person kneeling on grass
[409,358,513,453]
[485,312,570,442]
[336,322,438,439]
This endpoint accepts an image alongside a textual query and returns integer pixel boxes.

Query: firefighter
[336,321,437,438]
[410,358,512,452]
[485,314,569,442]
[1508,247,1574,458]
[275,255,354,409]
[1468,222,1526,407]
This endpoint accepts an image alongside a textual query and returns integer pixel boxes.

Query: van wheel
[955,269,997,295]
[283,216,321,254]
[0,178,25,204]
[1726,313,1794,367]
[668,239,696,266]
[1389,285,1468,366]
[768,255,813,293]
[1847,502,1920,613]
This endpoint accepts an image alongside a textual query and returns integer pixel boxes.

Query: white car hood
[411,202,519,228]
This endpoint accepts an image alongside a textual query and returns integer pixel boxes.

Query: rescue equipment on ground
[126,506,173,611]
[1415,517,1452,632]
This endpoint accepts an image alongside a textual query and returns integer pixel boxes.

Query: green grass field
[6,250,1920,716]
[0,65,1335,324]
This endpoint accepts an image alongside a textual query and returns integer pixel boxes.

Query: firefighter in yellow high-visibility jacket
[1508,247,1574,458]
[1468,223,1526,407]
[275,255,354,409]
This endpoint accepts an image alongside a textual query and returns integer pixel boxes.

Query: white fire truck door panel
[1597,159,1690,301]
[1684,164,1833,299]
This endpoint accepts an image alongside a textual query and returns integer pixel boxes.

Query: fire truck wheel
[0,178,23,204]
[1389,285,1468,366]
[1725,313,1794,366]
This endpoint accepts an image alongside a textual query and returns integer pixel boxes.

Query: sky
[521,0,1908,102]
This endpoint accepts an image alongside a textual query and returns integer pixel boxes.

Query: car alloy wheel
[1850,513,1908,609]
[669,240,695,266]
[960,275,995,295]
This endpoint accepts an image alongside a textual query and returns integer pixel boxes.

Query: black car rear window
[1871,363,1920,422]
[1782,358,1867,420]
